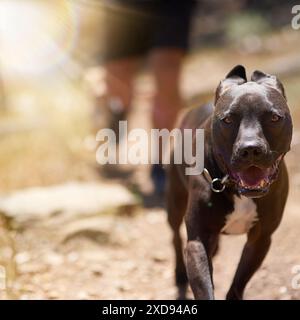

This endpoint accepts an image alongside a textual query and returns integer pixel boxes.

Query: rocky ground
[0,29,300,300]
[1,179,300,300]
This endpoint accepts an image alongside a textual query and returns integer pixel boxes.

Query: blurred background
[0,0,299,299]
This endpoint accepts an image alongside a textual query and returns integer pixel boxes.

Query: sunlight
[0,0,79,77]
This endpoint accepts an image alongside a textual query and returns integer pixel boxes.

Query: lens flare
[0,0,79,77]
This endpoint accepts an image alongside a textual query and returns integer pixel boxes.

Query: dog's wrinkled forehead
[218,82,284,114]
[214,65,287,113]
[221,82,268,105]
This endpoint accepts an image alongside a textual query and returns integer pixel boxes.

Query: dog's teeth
[260,180,264,187]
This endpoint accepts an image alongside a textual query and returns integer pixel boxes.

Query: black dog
[167,65,293,300]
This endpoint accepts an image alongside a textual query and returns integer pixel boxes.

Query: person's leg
[150,48,184,131]
[90,58,138,178]
[97,3,147,133]
[96,58,137,136]
[149,48,185,194]
[105,57,138,114]
[87,58,137,140]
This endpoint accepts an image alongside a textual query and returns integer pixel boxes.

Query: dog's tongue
[238,166,267,187]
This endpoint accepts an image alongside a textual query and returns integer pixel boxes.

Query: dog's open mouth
[231,156,283,197]
[237,166,271,192]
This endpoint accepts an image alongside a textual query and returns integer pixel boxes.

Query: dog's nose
[238,144,264,161]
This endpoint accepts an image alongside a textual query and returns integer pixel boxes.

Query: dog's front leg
[226,227,271,300]
[184,180,216,300]
[186,239,214,300]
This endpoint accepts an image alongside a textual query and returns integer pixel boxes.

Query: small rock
[117,284,132,292]
[92,269,103,277]
[47,290,60,299]
[152,254,166,263]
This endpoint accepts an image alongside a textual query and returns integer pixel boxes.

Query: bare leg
[105,58,138,112]
[149,49,185,193]
[150,48,184,131]
[91,58,139,134]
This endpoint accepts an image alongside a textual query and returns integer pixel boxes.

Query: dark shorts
[99,0,196,62]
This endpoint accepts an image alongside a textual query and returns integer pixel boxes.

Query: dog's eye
[222,115,233,124]
[271,113,282,122]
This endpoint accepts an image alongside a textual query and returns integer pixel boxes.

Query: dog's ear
[215,65,247,104]
[251,70,286,100]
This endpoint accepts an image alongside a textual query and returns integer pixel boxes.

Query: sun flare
[0,0,78,77]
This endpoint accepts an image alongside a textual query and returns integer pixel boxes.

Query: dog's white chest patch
[221,196,258,235]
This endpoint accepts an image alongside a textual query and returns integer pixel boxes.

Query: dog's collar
[202,168,230,193]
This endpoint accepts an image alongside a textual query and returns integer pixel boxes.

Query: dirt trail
[1,115,300,300]
[3,173,299,300]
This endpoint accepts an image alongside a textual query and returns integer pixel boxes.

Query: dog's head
[212,65,293,198]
